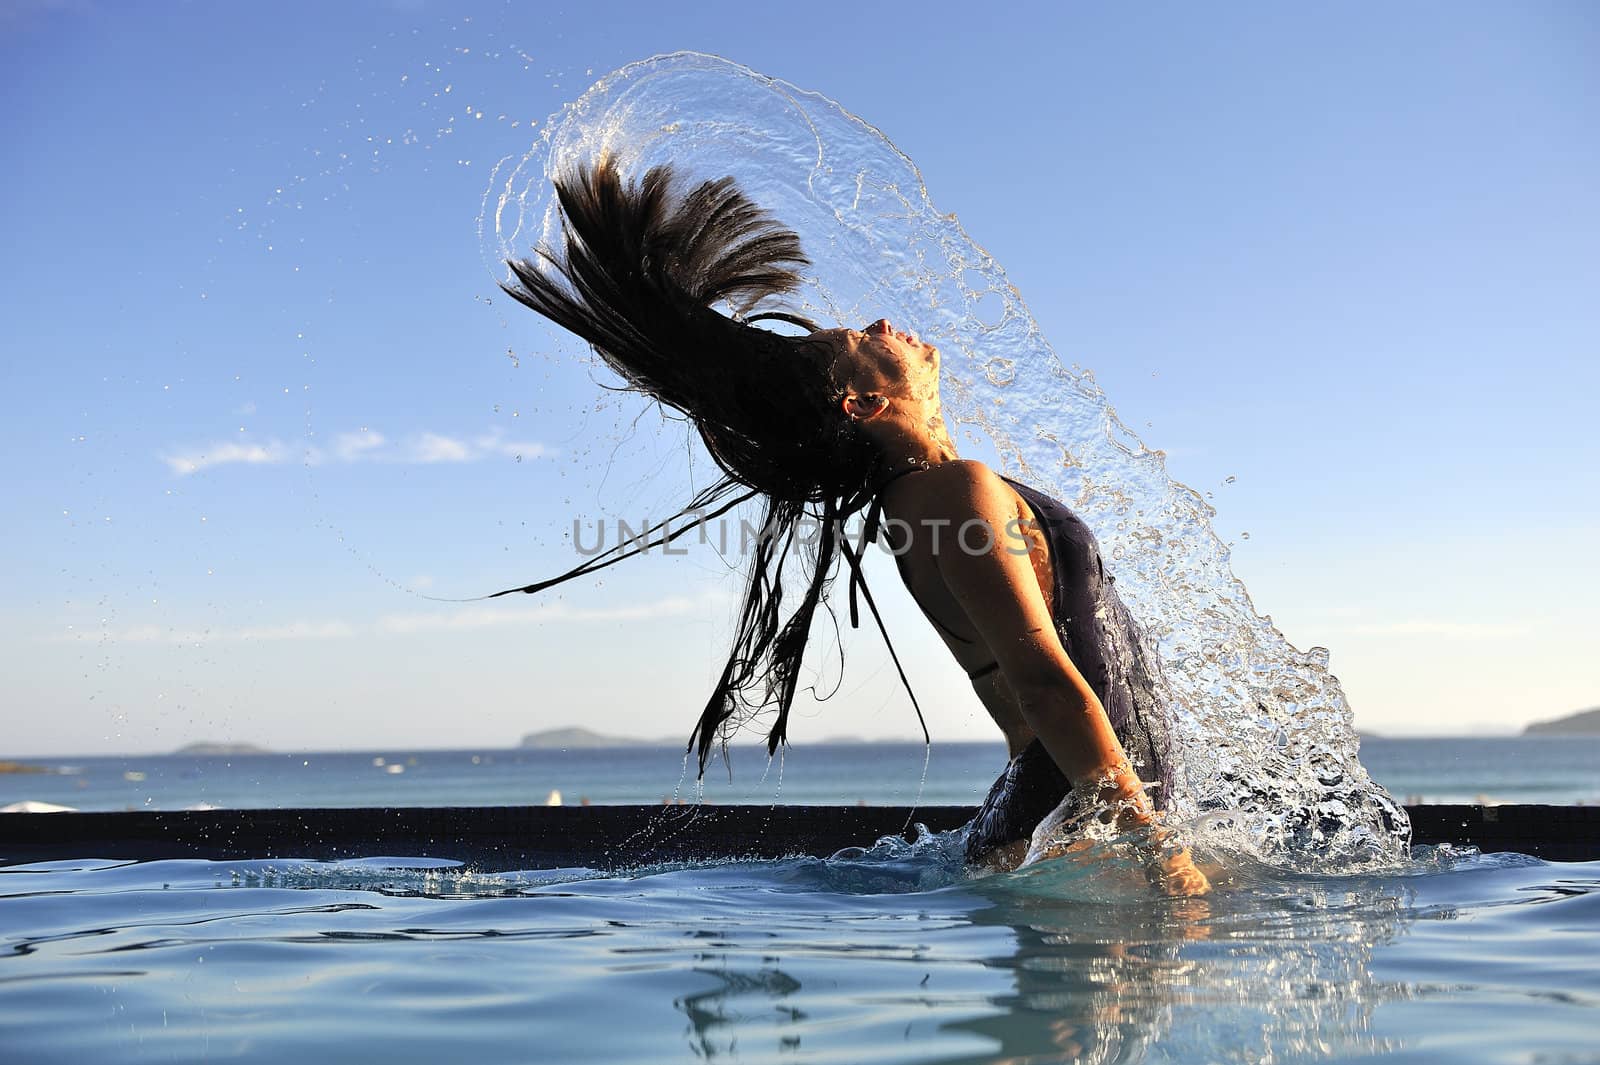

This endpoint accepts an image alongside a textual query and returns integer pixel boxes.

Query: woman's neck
[867,409,960,486]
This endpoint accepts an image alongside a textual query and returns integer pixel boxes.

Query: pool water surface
[2,836,1595,1064]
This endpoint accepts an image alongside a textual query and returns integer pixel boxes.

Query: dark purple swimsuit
[955,479,1172,862]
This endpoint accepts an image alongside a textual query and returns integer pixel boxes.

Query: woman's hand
[1024,767,1211,897]
[1102,770,1211,897]
[1150,849,1211,897]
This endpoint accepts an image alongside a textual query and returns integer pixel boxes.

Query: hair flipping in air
[495,157,920,775]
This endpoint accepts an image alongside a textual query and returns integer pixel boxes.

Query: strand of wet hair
[836,534,929,747]
[488,481,758,598]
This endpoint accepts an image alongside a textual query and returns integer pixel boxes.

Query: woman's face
[812,318,941,405]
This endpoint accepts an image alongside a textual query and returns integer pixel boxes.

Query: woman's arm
[902,461,1142,798]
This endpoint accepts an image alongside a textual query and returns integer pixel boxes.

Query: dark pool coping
[1,804,1596,869]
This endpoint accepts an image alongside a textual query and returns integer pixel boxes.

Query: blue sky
[3,1,1596,756]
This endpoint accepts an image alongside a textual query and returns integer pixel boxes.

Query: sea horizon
[5,736,1597,812]
[6,729,1582,764]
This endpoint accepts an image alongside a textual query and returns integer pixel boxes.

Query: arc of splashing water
[480,51,1410,871]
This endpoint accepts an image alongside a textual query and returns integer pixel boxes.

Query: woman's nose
[867,319,892,335]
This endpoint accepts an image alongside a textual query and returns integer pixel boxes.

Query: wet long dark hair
[496,157,921,774]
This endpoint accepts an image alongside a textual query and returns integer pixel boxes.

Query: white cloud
[376,596,706,635]
[401,430,548,464]
[472,432,548,462]
[1346,619,1532,639]
[61,594,710,645]
[73,620,359,645]
[333,430,387,461]
[164,427,548,475]
[161,440,293,475]
[410,432,473,463]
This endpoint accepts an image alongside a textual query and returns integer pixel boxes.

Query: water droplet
[983,358,1015,387]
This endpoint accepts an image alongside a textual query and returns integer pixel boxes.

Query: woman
[498,157,1207,895]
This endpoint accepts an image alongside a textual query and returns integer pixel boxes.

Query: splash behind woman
[497,157,1207,895]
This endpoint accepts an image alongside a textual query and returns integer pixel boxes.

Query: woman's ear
[842,393,890,420]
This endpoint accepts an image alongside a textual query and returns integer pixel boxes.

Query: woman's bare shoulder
[918,459,1012,498]
[889,460,1019,518]
[903,459,1002,489]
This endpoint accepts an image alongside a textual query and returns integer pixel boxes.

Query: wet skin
[814,319,1210,896]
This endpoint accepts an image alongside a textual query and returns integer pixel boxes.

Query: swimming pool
[3,834,1595,1063]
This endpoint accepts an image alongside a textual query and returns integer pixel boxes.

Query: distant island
[174,742,273,756]
[518,728,954,749]
[1523,708,1600,736]
[520,727,662,749]
[0,760,49,774]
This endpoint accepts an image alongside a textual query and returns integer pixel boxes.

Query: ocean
[4,736,1597,813]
